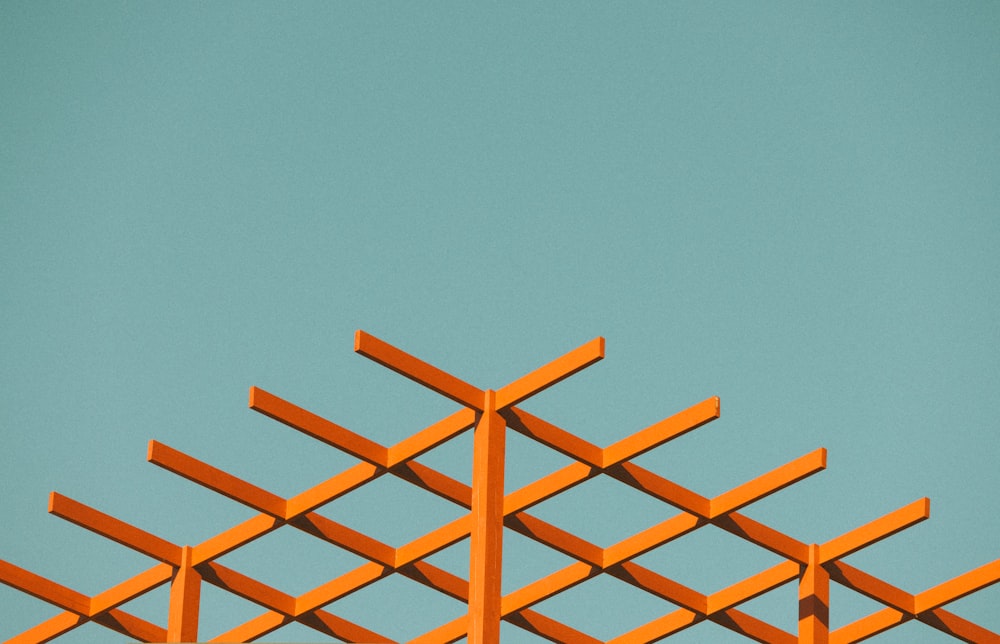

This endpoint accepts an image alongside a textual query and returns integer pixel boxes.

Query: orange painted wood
[2,330,997,643]
[468,389,506,644]
[166,546,201,642]
[799,544,830,644]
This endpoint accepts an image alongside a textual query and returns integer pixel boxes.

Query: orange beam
[0,560,90,615]
[820,498,930,562]
[799,544,830,644]
[918,608,1000,643]
[825,560,914,614]
[830,607,910,644]
[711,609,796,644]
[914,557,1000,614]
[167,546,201,642]
[48,492,181,565]
[385,408,477,467]
[494,337,604,409]
[148,440,286,517]
[354,330,484,409]
[250,386,388,466]
[89,563,173,615]
[468,389,506,644]
[707,560,800,615]
[502,407,603,468]
[602,396,720,467]
[709,448,826,517]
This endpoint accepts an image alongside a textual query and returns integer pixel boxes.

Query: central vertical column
[167,545,201,642]
[468,389,506,644]
[798,544,829,644]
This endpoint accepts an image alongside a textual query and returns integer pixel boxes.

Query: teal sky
[2,3,998,642]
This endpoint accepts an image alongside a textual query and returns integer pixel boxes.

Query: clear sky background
[1,3,998,642]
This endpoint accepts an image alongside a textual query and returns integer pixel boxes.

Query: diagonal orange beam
[502,407,603,468]
[295,609,395,643]
[607,561,707,613]
[504,609,604,644]
[250,386,389,466]
[605,461,712,517]
[918,607,1000,643]
[914,557,1000,614]
[92,608,168,642]
[5,612,89,644]
[354,330,484,409]
[709,448,826,518]
[710,609,797,644]
[820,498,930,562]
[385,408,477,467]
[148,440,287,517]
[500,561,601,616]
[601,396,720,468]
[603,513,706,568]
[830,607,911,644]
[707,560,800,615]
[48,492,182,565]
[494,337,604,409]
[288,513,395,567]
[0,560,90,615]
[89,563,174,616]
[826,560,914,615]
[607,607,702,643]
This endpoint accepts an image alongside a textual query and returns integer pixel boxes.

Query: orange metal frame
[1,331,998,643]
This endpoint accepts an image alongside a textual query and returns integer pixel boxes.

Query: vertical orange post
[167,546,201,642]
[468,389,506,644]
[798,544,829,644]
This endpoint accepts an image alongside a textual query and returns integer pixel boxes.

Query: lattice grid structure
[2,331,998,643]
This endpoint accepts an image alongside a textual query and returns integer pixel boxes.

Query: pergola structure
[1,331,998,643]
